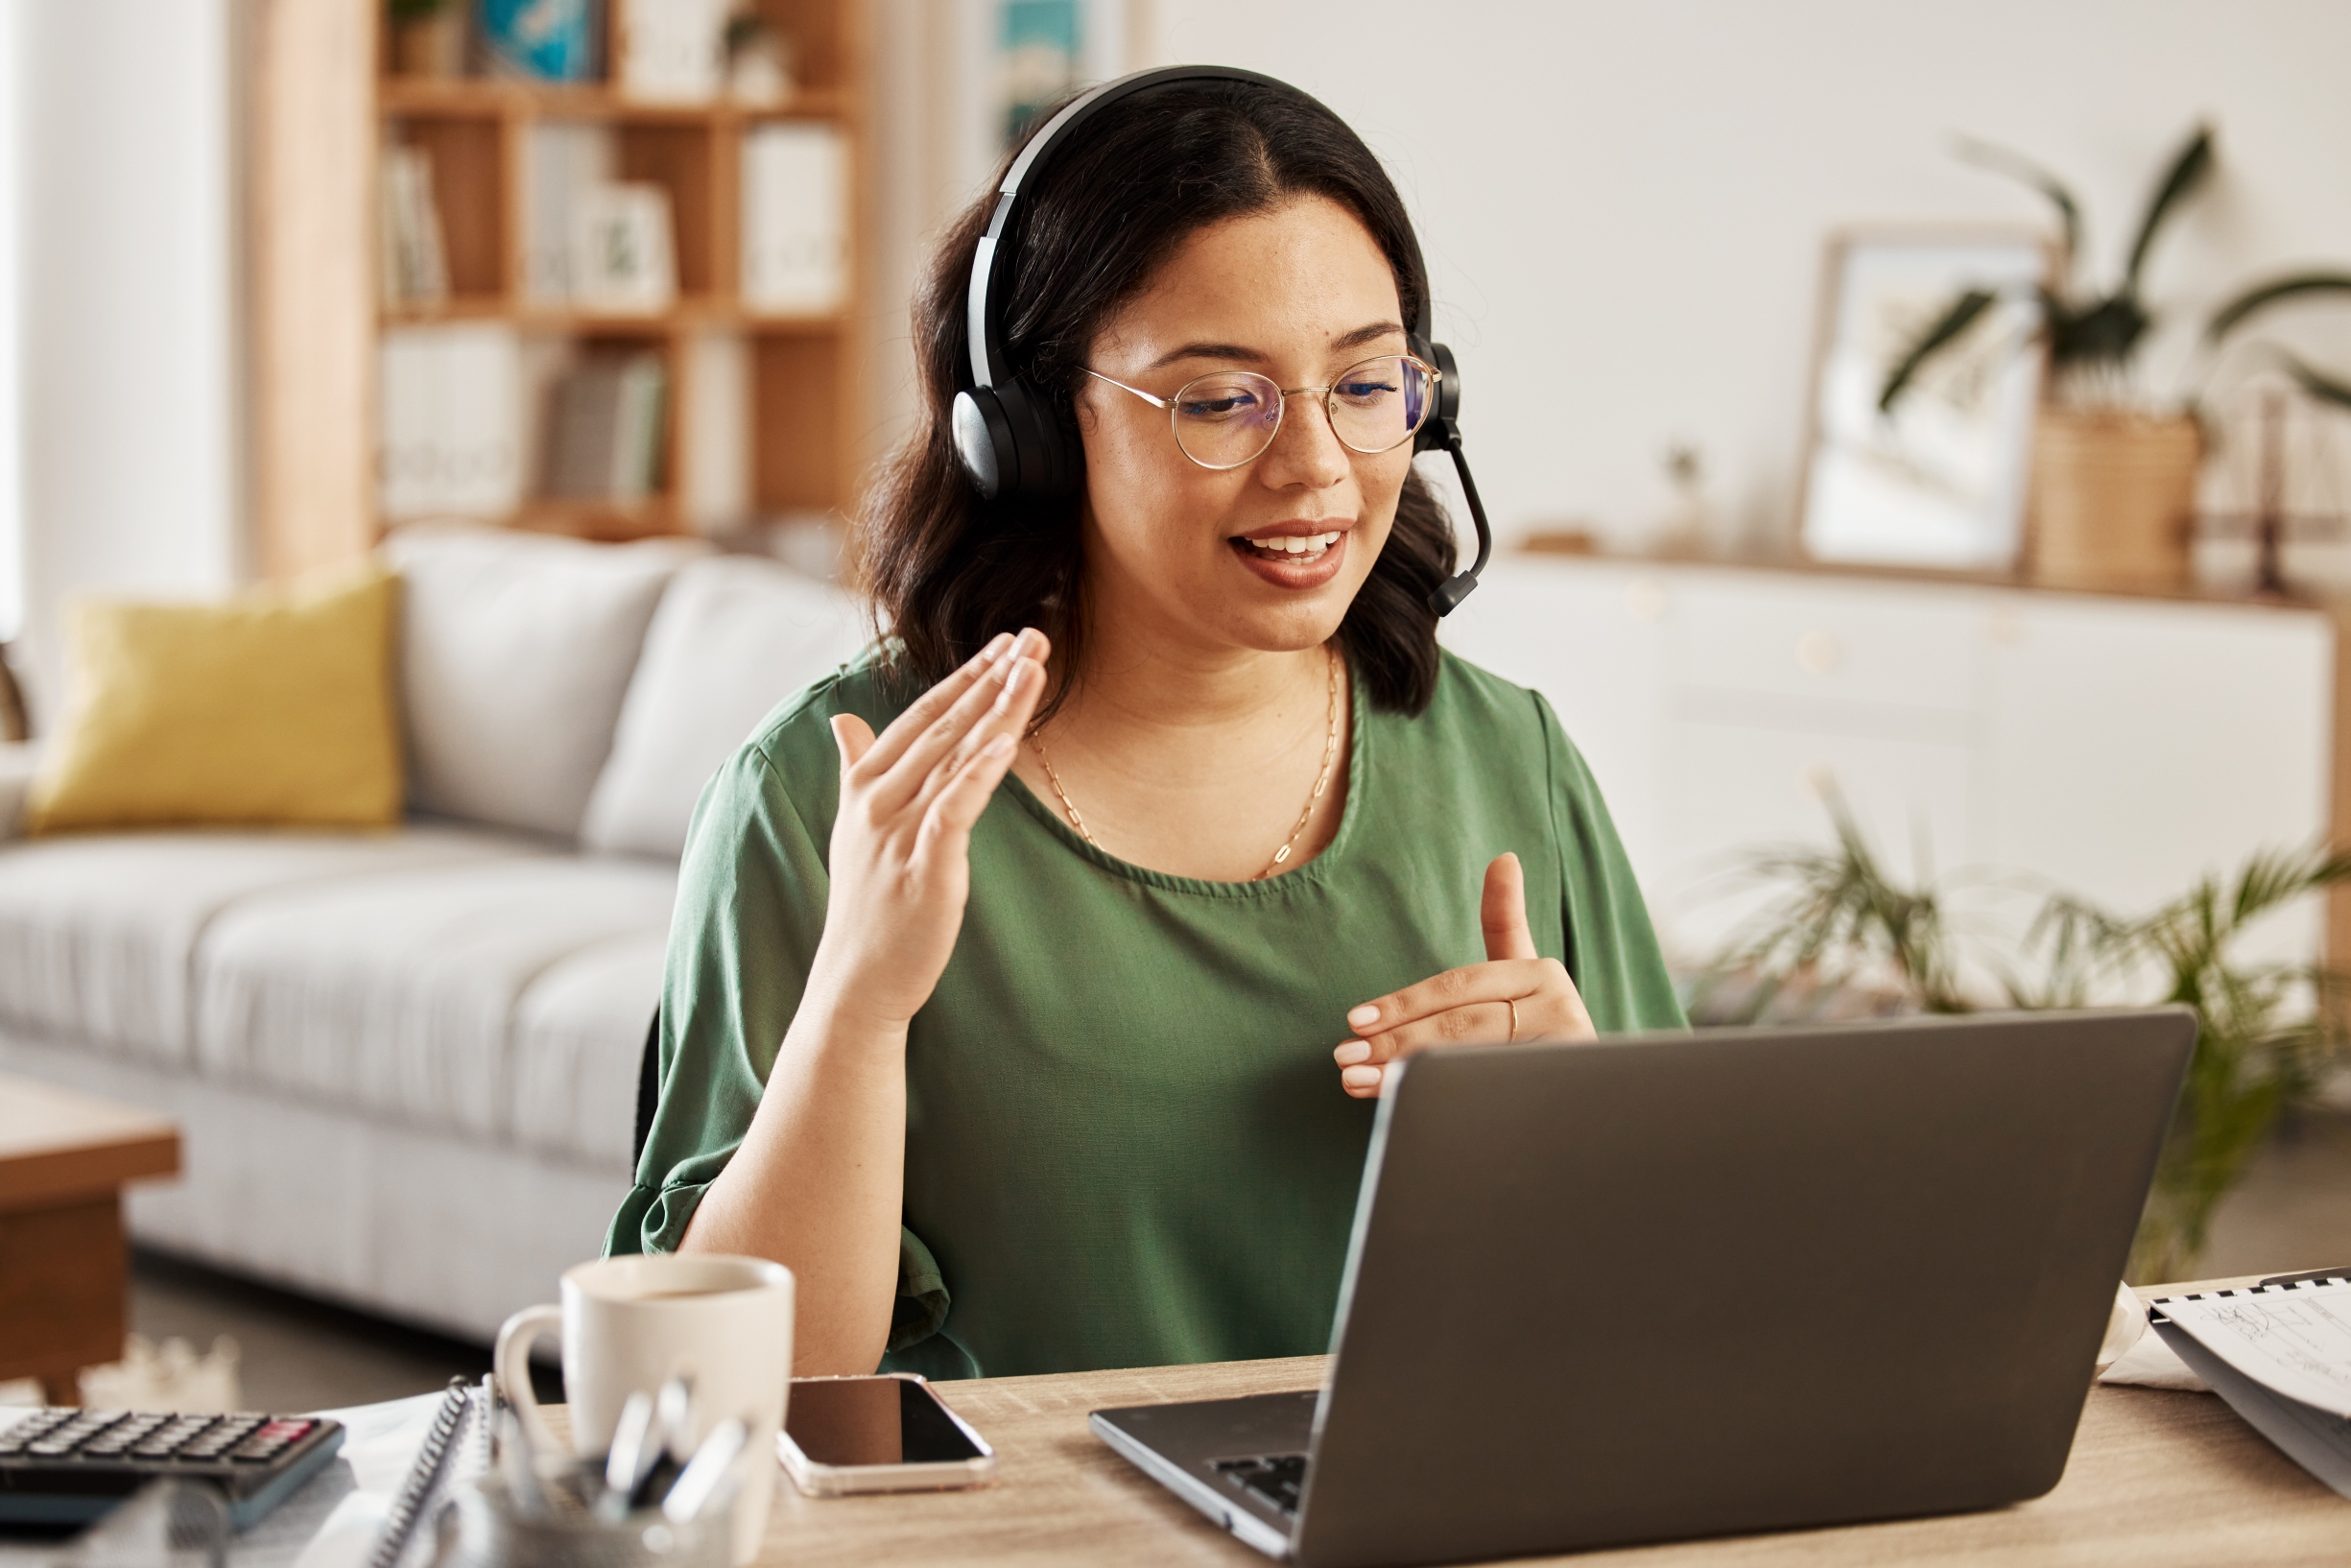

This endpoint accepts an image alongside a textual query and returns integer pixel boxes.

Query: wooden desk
[749,1301,2349,1564]
[0,1075,179,1401]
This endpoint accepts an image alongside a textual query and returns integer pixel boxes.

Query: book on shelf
[545,353,669,503]
[481,0,601,82]
[572,183,678,314]
[379,146,449,309]
[742,122,847,315]
[380,325,524,519]
[614,0,733,104]
[522,122,612,305]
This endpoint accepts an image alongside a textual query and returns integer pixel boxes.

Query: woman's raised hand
[1332,851,1595,1098]
[811,630,1050,1031]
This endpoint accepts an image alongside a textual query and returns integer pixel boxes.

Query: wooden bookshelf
[248,0,867,569]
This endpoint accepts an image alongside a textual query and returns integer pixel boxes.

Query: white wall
[871,1,2351,557]
[13,0,239,721]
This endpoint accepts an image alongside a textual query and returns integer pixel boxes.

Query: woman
[609,74,1682,1380]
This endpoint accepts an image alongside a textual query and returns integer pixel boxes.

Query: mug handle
[493,1304,564,1458]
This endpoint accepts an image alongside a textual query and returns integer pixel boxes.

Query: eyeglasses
[1081,354,1439,471]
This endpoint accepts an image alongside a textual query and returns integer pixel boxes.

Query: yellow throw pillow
[27,568,404,833]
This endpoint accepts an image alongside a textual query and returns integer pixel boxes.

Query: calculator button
[135,1416,220,1458]
[0,1412,70,1455]
[227,1418,314,1463]
[27,1414,124,1458]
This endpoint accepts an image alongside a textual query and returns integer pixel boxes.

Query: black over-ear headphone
[948,64,1493,616]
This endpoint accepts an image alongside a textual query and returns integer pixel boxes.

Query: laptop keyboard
[1213,1453,1310,1516]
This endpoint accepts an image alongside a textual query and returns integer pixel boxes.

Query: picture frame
[1795,226,2054,572]
[570,182,677,315]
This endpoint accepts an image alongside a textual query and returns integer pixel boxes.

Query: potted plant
[1879,128,2216,589]
[389,0,465,80]
[1883,129,2351,593]
[1695,791,2351,1283]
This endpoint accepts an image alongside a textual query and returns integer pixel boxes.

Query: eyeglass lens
[1169,356,1432,469]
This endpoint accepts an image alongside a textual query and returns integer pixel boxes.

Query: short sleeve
[601,712,961,1362]
[1534,691,1687,1033]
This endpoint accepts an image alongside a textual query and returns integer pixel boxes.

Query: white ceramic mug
[494,1254,794,1566]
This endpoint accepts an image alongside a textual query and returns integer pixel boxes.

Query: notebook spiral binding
[369,1373,494,1568]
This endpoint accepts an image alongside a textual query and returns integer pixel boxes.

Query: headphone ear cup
[992,379,1081,501]
[1413,340,1461,454]
[952,387,1016,500]
[952,380,1079,501]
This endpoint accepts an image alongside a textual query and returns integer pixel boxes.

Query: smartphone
[776,1373,997,1495]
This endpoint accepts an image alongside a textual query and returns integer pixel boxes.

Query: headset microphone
[950,65,1494,616]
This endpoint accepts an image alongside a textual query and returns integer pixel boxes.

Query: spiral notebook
[2150,1276,2351,1497]
[367,1376,496,1568]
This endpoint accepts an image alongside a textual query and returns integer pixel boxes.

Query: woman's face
[1074,195,1415,658]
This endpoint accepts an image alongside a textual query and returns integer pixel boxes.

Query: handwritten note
[2154,1279,2351,1418]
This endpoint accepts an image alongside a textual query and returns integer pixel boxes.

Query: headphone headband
[964,65,1434,392]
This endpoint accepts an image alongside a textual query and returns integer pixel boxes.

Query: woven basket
[2027,409,2202,590]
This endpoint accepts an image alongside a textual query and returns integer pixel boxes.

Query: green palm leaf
[1878,289,1999,414]
[2283,350,2351,411]
[2207,271,2351,343]
[1956,136,2081,267]
[2123,124,2215,294]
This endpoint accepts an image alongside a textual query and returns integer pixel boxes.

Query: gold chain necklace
[1029,646,1342,882]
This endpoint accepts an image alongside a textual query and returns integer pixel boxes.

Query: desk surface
[749,1301,2348,1566]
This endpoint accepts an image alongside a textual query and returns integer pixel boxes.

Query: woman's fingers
[1335,1000,1518,1095]
[1333,949,1596,1101]
[1482,852,1538,962]
[867,631,1048,815]
[829,712,877,772]
[912,654,1046,817]
[1344,957,1568,1039]
[1341,976,1591,1062]
[914,731,1020,864]
[847,630,1022,784]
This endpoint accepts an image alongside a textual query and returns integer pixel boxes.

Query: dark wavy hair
[856,75,1457,720]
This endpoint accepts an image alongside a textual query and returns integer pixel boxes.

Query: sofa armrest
[0,742,40,839]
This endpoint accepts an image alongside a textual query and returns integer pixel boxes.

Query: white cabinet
[1441,556,2335,970]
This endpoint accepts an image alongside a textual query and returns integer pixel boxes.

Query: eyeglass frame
[1079,353,1442,471]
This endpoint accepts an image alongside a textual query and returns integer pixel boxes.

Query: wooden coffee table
[0,1075,179,1401]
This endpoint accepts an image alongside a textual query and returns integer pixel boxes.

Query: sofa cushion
[192,856,677,1146]
[29,568,403,833]
[581,556,866,859]
[510,929,670,1164]
[0,826,534,1064]
[384,527,707,841]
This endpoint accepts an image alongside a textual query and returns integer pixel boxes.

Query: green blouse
[607,647,1683,1379]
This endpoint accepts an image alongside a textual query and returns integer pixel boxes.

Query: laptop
[1091,1008,2195,1567]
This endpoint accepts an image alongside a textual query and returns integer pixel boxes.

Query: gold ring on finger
[1506,998,1519,1044]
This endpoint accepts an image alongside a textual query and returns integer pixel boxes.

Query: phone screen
[784,1377,986,1467]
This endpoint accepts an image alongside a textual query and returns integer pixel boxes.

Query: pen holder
[431,1474,730,1568]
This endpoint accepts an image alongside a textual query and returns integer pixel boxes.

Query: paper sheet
[2153,1279,2351,1418]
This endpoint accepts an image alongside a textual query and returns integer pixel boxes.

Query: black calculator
[0,1408,345,1528]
